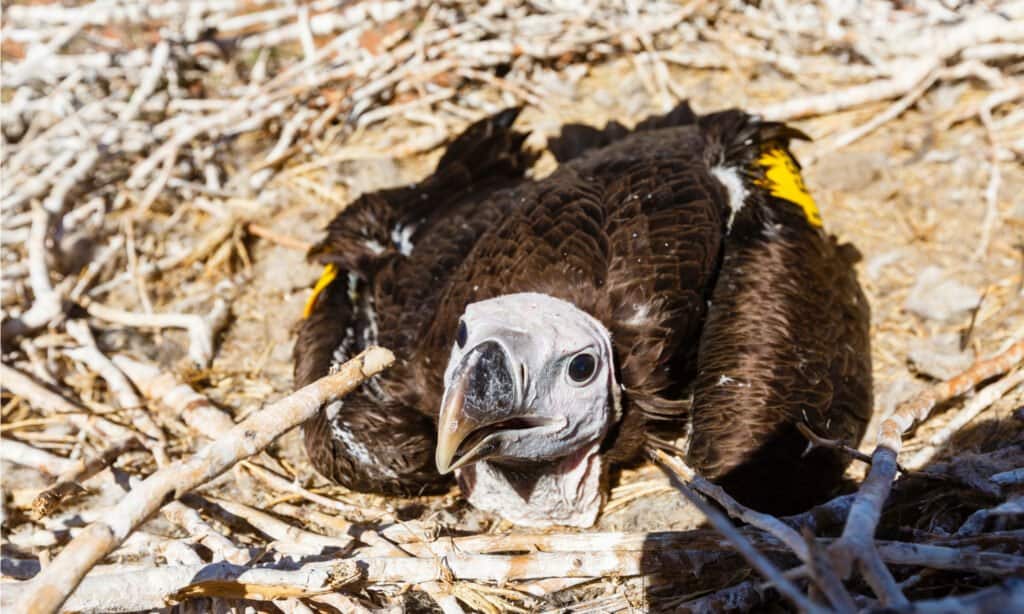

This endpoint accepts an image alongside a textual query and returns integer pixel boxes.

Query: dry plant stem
[83,299,230,367]
[907,368,1024,469]
[913,579,1024,613]
[675,580,763,612]
[245,222,313,251]
[650,449,810,563]
[1,150,75,212]
[804,530,857,614]
[757,16,1024,121]
[0,363,142,443]
[1,531,1016,612]
[32,437,138,517]
[208,497,353,554]
[0,551,672,612]
[42,147,99,214]
[70,236,124,301]
[832,340,1024,604]
[758,59,936,121]
[0,438,78,475]
[12,346,395,614]
[796,423,876,466]
[322,516,461,613]
[991,468,1024,486]
[65,321,144,411]
[650,450,826,614]
[113,355,380,518]
[2,207,62,343]
[111,354,236,435]
[145,490,251,566]
[957,498,1024,537]
[238,461,374,517]
[63,321,167,465]
[816,69,939,158]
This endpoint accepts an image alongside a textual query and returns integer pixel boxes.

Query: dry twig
[12,346,394,614]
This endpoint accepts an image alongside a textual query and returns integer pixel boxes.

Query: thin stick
[83,299,230,367]
[907,368,1024,469]
[208,497,353,555]
[0,363,143,443]
[246,222,313,251]
[650,449,826,614]
[32,438,139,518]
[12,346,395,614]
[0,439,78,476]
[650,448,810,563]
[1,207,63,342]
[831,340,1024,604]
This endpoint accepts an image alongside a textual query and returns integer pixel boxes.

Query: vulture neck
[456,440,605,528]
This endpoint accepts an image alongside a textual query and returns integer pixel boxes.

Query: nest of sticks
[1,1,1022,612]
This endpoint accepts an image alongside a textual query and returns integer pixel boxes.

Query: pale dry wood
[650,450,826,614]
[0,363,144,444]
[758,16,1024,121]
[906,368,1024,470]
[160,497,251,565]
[7,529,1013,613]
[208,497,353,555]
[62,321,169,468]
[111,353,236,436]
[32,438,139,518]
[0,438,78,476]
[830,340,1024,605]
[82,299,230,367]
[113,355,380,518]
[12,346,394,614]
[1,207,63,342]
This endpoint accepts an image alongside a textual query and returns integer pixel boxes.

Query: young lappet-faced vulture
[295,103,872,527]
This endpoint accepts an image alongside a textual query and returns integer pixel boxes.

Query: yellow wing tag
[756,148,822,227]
[302,264,338,319]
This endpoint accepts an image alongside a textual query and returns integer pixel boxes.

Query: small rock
[907,333,975,380]
[866,248,905,281]
[904,266,981,323]
[811,151,887,193]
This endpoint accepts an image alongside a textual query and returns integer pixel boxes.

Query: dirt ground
[2,1,1022,612]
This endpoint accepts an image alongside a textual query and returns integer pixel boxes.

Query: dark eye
[456,320,468,349]
[567,352,597,383]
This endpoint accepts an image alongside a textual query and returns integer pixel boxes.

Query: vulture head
[436,292,619,527]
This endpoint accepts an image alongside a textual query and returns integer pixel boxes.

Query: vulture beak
[436,341,542,474]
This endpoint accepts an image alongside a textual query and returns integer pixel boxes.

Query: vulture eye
[455,320,468,349]
[567,352,597,383]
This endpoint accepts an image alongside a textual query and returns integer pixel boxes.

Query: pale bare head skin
[435,292,618,527]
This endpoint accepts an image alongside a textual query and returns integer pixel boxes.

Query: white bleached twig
[13,347,394,614]
[83,299,230,367]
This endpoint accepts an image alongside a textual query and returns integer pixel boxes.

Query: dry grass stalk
[11,346,395,614]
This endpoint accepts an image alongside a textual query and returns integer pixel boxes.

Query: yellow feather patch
[756,148,822,227]
[302,264,338,319]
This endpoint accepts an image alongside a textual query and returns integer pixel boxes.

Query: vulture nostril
[464,341,515,418]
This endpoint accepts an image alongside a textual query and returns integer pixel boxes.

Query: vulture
[294,103,872,528]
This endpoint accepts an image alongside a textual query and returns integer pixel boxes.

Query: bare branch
[12,346,394,614]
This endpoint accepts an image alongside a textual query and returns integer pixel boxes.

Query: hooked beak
[436,341,546,474]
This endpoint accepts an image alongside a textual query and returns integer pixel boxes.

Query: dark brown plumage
[294,103,871,517]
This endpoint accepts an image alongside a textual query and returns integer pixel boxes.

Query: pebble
[904,266,981,323]
[907,333,975,380]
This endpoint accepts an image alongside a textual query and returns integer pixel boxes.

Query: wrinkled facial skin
[436,292,617,474]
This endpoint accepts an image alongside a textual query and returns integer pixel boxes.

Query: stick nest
[2,1,1022,612]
